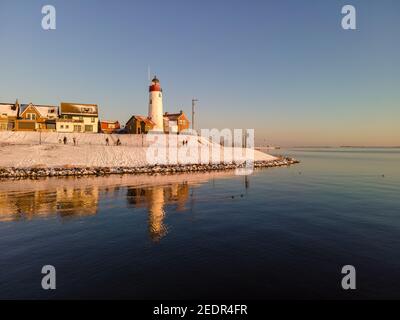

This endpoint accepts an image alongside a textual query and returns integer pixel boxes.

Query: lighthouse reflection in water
[0,178,197,242]
[2,149,400,299]
[127,183,189,241]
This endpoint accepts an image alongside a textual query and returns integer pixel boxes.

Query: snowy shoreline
[0,131,299,179]
[0,158,299,180]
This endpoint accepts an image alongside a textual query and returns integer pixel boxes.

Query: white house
[0,101,19,130]
[57,102,99,133]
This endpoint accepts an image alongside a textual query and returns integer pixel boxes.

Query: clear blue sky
[1,0,399,146]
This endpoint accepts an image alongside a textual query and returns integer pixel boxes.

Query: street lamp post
[192,98,198,132]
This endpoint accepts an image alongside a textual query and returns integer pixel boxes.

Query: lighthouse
[148,76,164,131]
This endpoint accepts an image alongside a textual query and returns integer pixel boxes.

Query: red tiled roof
[164,111,186,121]
[127,115,155,126]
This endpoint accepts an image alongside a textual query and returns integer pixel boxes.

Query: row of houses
[0,100,190,134]
[0,101,102,133]
[126,111,189,134]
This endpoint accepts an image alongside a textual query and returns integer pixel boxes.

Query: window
[150,99,152,104]
[74,125,81,132]
[27,113,36,120]
[85,125,93,132]
[91,117,95,123]
[66,125,69,129]
[60,125,64,129]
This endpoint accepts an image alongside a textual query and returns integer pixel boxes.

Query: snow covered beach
[0,131,298,178]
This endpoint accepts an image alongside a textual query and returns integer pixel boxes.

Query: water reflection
[0,172,238,241]
[127,183,189,241]
[0,182,190,243]
[0,186,99,221]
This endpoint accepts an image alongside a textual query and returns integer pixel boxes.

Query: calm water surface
[0,148,399,299]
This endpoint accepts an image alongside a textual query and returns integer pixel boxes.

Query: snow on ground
[0,131,276,168]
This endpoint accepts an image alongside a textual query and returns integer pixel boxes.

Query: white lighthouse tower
[148,76,164,131]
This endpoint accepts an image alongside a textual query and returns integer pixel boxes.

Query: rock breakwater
[0,157,299,180]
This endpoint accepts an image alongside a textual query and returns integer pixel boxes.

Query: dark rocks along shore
[0,157,299,180]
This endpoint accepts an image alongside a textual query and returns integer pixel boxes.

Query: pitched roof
[136,116,155,125]
[20,103,58,119]
[60,102,98,116]
[164,111,186,121]
[35,105,58,119]
[0,103,18,117]
[127,115,155,126]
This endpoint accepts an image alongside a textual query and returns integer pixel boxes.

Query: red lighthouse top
[149,76,162,92]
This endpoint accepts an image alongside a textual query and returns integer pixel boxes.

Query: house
[99,120,121,134]
[15,103,58,131]
[125,115,155,134]
[163,111,190,133]
[0,101,19,131]
[57,102,99,133]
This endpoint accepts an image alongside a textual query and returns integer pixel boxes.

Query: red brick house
[99,120,121,134]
